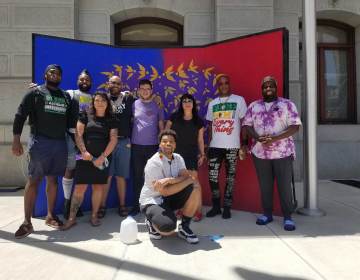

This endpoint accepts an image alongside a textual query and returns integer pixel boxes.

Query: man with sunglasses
[243,76,301,231]
[205,74,247,219]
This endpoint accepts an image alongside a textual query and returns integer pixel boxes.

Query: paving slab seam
[110,244,128,280]
[262,220,328,280]
[0,217,23,230]
[319,196,360,213]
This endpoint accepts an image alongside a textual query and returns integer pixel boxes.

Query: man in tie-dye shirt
[243,76,301,231]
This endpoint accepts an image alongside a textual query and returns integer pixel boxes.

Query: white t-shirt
[206,94,247,148]
[139,152,186,206]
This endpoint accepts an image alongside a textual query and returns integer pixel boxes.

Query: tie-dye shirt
[242,97,301,159]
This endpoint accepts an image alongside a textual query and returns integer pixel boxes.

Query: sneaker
[256,215,273,225]
[177,224,199,244]
[145,218,162,240]
[15,223,34,239]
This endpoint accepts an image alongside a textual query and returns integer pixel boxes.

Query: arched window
[114,17,183,47]
[317,20,356,123]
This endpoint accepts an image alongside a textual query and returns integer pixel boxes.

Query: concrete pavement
[0,180,359,280]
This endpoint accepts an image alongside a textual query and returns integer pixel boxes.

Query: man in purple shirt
[243,76,301,231]
[130,79,164,215]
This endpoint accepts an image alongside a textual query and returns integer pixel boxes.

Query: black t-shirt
[79,112,116,157]
[13,85,77,139]
[110,94,135,138]
[170,113,204,157]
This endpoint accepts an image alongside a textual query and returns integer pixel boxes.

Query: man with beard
[62,69,93,218]
[12,64,77,238]
[205,75,248,219]
[99,75,135,218]
[243,76,301,231]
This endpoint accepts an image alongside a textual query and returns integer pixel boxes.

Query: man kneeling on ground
[139,129,201,244]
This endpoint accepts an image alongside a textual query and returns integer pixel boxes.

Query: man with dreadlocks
[62,69,93,219]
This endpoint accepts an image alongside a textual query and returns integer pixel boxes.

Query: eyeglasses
[218,82,229,85]
[182,99,193,103]
[109,81,121,85]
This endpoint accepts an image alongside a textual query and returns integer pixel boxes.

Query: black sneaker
[177,224,199,244]
[206,206,221,217]
[222,207,231,219]
[145,218,162,240]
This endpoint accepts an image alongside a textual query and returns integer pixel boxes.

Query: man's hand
[28,83,38,89]
[197,154,206,167]
[153,178,171,192]
[12,137,23,156]
[258,135,278,147]
[238,146,248,160]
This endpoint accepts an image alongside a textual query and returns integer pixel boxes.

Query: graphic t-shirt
[67,89,92,113]
[13,84,76,139]
[110,93,135,138]
[206,94,247,148]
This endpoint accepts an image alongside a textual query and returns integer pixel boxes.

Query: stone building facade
[1,0,360,186]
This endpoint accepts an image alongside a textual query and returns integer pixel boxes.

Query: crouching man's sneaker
[145,218,162,240]
[177,224,199,244]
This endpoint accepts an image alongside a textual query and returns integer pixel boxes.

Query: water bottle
[120,216,138,244]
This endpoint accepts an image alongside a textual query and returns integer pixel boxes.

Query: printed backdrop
[33,28,289,217]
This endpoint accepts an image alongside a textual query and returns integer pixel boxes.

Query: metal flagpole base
[297,207,326,216]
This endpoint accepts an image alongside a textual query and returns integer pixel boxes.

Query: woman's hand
[197,154,206,167]
[82,151,93,161]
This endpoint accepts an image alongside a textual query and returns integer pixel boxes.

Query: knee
[73,186,86,197]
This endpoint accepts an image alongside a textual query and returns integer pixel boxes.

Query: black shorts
[141,184,193,232]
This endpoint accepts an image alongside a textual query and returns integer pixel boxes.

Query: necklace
[218,95,231,110]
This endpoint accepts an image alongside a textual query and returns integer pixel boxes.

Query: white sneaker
[177,224,199,244]
[145,218,162,240]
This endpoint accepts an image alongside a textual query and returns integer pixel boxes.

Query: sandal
[118,206,128,217]
[90,217,101,227]
[60,218,77,231]
[45,215,64,229]
[15,223,34,239]
[284,219,296,231]
[256,215,273,225]
[97,206,106,219]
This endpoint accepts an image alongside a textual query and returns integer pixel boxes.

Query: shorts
[109,138,131,178]
[28,135,67,178]
[65,133,76,170]
[141,184,193,232]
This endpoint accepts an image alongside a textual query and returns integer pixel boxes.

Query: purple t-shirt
[131,99,164,145]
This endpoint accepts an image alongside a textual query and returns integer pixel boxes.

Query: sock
[62,178,73,200]
[181,215,192,227]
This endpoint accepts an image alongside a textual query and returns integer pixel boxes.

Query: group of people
[12,64,301,244]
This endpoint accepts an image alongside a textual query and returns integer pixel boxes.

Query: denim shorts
[28,135,67,178]
[109,138,131,178]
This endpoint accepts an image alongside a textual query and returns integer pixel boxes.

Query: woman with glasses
[62,92,118,230]
[165,93,205,221]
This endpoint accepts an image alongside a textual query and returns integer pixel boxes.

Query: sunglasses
[218,82,229,85]
[182,99,193,103]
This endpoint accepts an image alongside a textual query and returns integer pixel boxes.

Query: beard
[78,83,91,92]
[46,80,61,88]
